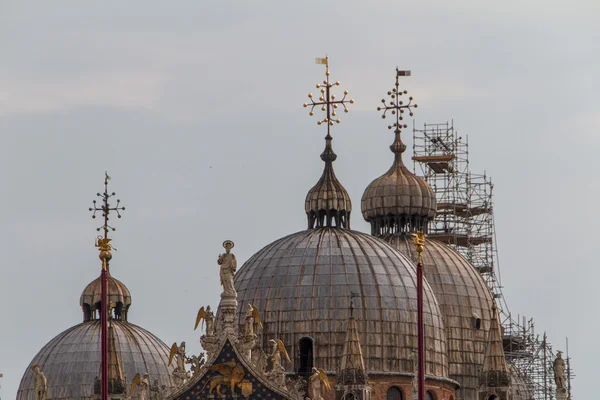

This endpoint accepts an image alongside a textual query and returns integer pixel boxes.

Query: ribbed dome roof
[362,131,436,235]
[80,274,131,310]
[234,227,448,378]
[17,321,174,400]
[381,234,495,399]
[305,136,352,229]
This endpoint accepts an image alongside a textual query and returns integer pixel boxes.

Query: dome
[80,273,132,321]
[361,131,436,235]
[16,320,174,400]
[508,361,533,400]
[380,234,495,400]
[234,227,448,378]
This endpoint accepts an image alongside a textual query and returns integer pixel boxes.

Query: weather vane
[303,56,354,139]
[377,67,418,134]
[89,172,126,263]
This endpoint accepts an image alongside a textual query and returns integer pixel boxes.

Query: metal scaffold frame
[412,121,575,400]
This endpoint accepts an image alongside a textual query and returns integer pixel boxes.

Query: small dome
[17,321,174,400]
[80,273,132,321]
[361,131,436,234]
[305,136,352,229]
[234,227,448,378]
[381,234,495,399]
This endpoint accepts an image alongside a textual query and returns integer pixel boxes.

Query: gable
[172,340,289,400]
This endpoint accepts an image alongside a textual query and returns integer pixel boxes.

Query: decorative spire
[303,56,355,229]
[90,172,126,271]
[335,293,370,400]
[361,70,436,235]
[377,68,418,161]
[479,303,511,393]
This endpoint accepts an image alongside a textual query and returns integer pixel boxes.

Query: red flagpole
[101,262,108,400]
[417,259,425,400]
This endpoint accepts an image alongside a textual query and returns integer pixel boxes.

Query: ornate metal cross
[89,172,126,240]
[378,68,418,134]
[303,56,354,139]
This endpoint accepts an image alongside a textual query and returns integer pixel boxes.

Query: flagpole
[413,231,426,400]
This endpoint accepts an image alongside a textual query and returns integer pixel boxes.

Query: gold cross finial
[89,172,126,267]
[377,68,418,134]
[303,56,354,139]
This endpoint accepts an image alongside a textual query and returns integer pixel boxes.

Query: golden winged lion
[200,361,246,396]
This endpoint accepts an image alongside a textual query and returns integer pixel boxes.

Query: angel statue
[169,342,188,386]
[32,365,47,400]
[130,373,150,400]
[269,339,291,371]
[244,303,263,336]
[307,368,331,400]
[195,305,215,336]
[218,240,237,296]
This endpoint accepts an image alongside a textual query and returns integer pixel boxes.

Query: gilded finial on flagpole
[412,230,426,264]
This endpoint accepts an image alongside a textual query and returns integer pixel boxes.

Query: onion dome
[234,228,449,378]
[305,135,352,229]
[361,130,436,235]
[381,234,495,400]
[17,320,174,399]
[80,273,132,321]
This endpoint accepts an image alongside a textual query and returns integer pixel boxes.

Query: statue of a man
[32,365,47,400]
[206,306,215,336]
[270,339,282,371]
[554,351,566,389]
[138,373,150,400]
[308,368,323,400]
[218,241,237,296]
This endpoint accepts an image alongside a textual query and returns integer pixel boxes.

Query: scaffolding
[412,121,575,400]
[412,121,501,299]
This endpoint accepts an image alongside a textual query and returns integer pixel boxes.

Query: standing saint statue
[32,365,47,400]
[218,240,237,296]
[206,305,215,336]
[553,351,566,389]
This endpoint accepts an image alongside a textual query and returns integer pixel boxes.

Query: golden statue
[201,361,246,396]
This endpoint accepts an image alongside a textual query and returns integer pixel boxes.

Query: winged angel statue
[195,305,215,336]
[308,368,331,400]
[129,373,150,400]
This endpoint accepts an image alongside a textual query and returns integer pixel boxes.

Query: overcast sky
[1,1,598,398]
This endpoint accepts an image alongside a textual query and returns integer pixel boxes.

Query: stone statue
[169,342,188,387]
[251,346,268,376]
[218,240,237,296]
[553,351,566,389]
[267,365,286,389]
[269,339,290,372]
[244,304,263,337]
[308,368,323,400]
[32,365,47,400]
[206,306,215,336]
[138,373,150,400]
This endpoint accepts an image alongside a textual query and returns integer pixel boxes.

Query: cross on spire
[377,68,418,134]
[303,56,355,139]
[89,172,126,240]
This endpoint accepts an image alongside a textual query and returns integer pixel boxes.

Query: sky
[1,1,598,398]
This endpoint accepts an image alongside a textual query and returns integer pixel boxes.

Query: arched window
[298,337,314,376]
[426,391,435,400]
[386,386,403,400]
[487,395,498,400]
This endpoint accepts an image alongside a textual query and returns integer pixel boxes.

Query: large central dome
[234,227,448,377]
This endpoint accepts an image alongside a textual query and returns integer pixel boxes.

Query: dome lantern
[303,56,355,229]
[361,69,436,235]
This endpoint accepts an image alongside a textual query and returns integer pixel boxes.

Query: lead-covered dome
[18,268,174,399]
[381,234,495,399]
[234,227,448,377]
[362,131,436,234]
[17,321,173,399]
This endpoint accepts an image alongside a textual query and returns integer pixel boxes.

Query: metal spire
[89,172,125,400]
[303,56,355,141]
